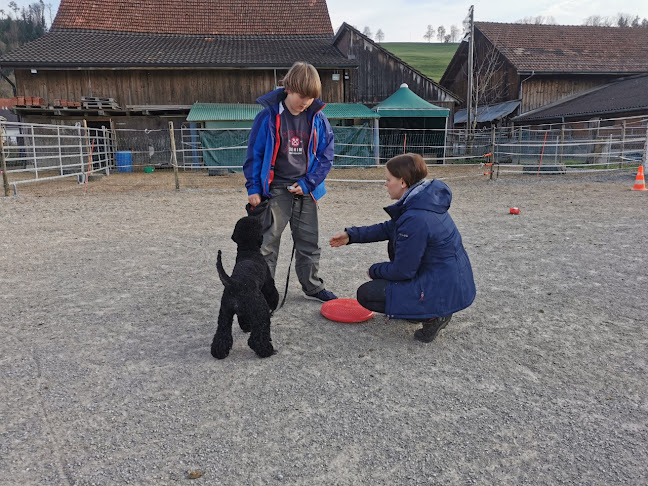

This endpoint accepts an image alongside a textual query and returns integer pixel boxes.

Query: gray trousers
[262,185,324,296]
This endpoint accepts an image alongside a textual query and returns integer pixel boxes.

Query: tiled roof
[514,74,648,122]
[52,0,333,36]
[476,22,648,74]
[0,32,355,68]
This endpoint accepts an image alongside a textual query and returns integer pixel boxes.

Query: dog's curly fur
[211,216,279,359]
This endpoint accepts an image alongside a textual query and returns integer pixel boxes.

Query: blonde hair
[282,62,321,99]
[386,153,428,187]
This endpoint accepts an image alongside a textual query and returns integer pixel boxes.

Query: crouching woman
[330,153,476,342]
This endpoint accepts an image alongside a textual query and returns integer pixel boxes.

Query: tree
[465,44,507,133]
[616,13,633,27]
[362,26,372,39]
[436,25,446,42]
[423,24,434,42]
[517,15,556,24]
[449,24,460,42]
[375,28,384,42]
[583,15,613,26]
[443,34,451,43]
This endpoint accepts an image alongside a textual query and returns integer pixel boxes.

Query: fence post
[559,125,565,165]
[57,125,63,175]
[619,121,626,168]
[490,125,496,180]
[31,125,38,179]
[373,119,380,166]
[77,124,84,174]
[102,126,110,175]
[169,121,180,191]
[1,122,10,196]
[643,124,648,170]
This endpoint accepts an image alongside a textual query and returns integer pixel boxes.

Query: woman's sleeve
[369,213,427,281]
[346,220,394,244]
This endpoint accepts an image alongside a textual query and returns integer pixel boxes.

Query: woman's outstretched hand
[330,231,349,247]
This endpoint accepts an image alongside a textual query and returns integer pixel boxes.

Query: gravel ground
[1,166,647,485]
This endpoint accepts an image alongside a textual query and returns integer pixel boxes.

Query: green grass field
[380,42,459,82]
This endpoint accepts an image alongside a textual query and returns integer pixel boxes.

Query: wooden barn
[441,22,648,120]
[0,0,357,131]
[333,23,460,113]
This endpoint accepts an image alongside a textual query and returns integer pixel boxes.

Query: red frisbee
[321,298,374,323]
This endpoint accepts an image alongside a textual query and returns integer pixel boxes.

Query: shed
[373,84,449,162]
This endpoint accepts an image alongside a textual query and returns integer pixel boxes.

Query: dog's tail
[216,250,234,288]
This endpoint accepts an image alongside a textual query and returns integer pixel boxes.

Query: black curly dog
[211,216,279,359]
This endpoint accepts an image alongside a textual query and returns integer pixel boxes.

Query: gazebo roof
[373,84,449,118]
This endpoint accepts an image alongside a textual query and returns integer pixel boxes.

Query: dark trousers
[357,279,388,313]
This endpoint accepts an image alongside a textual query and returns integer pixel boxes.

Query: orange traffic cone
[632,165,647,191]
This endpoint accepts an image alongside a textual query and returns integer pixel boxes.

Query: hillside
[380,42,459,82]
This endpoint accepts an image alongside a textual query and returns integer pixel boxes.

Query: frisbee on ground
[321,298,374,323]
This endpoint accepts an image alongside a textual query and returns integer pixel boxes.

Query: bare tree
[362,26,373,39]
[517,15,556,24]
[436,25,446,42]
[449,24,460,42]
[375,28,385,42]
[583,15,613,26]
[465,43,507,132]
[423,24,434,42]
[443,34,451,43]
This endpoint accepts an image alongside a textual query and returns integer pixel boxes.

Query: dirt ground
[1,166,647,485]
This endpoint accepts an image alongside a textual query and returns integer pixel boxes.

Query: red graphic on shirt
[290,137,301,148]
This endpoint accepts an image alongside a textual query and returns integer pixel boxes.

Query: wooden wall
[521,75,620,113]
[15,68,346,106]
[334,28,458,106]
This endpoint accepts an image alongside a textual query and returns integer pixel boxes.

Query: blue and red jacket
[243,88,335,201]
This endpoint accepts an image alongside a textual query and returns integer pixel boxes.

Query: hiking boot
[414,314,453,343]
[305,289,338,302]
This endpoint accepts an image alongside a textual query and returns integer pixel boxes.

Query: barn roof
[52,0,333,36]
[476,22,648,74]
[0,32,354,68]
[0,0,352,69]
[513,74,648,123]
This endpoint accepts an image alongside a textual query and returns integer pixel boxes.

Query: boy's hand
[248,194,261,207]
[287,184,304,196]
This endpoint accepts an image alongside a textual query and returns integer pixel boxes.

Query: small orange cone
[632,165,647,191]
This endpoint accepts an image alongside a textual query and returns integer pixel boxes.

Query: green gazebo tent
[373,83,449,162]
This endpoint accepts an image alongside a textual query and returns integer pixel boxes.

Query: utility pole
[466,5,474,141]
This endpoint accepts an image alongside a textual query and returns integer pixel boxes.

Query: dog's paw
[211,339,232,360]
[254,344,275,359]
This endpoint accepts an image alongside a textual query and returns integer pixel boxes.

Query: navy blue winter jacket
[346,179,476,319]
[243,88,335,201]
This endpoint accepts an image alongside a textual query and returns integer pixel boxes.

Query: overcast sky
[2,0,648,42]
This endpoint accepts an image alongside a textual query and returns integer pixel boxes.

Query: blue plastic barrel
[116,150,133,173]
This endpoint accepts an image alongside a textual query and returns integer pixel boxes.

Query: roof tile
[52,0,333,36]
[476,22,648,73]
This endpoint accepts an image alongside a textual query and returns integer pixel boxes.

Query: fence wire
[3,115,647,193]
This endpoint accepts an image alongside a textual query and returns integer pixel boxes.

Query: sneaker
[305,289,338,302]
[414,314,453,343]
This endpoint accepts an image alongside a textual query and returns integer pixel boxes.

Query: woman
[330,153,476,342]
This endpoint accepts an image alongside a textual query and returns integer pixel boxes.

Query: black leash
[272,192,303,315]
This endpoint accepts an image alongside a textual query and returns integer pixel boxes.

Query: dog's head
[231,216,263,250]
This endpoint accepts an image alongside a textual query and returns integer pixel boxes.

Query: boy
[243,61,337,302]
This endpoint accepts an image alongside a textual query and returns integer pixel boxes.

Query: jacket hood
[384,179,452,219]
[256,88,325,114]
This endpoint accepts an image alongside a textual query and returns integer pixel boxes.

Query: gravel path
[1,167,647,485]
